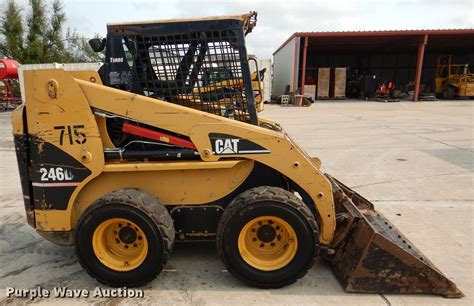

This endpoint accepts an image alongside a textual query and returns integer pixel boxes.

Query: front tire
[217,186,319,288]
[75,189,174,287]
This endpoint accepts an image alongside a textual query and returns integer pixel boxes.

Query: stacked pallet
[333,68,346,99]
[317,68,330,99]
[317,67,347,100]
[303,85,316,100]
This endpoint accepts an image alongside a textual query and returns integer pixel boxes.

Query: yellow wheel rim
[92,218,148,271]
[238,216,298,271]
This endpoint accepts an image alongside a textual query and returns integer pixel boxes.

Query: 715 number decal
[54,125,87,146]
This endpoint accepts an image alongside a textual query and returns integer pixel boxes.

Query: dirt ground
[0,100,472,305]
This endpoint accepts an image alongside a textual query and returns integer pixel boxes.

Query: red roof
[273,29,474,55]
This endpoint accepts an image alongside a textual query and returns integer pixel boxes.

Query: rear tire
[217,186,319,288]
[75,189,174,287]
[442,86,456,99]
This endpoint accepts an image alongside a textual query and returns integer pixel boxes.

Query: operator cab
[90,12,258,124]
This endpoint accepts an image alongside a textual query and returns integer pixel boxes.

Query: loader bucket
[325,174,463,298]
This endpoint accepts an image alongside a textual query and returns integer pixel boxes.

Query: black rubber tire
[74,188,174,287]
[443,86,456,99]
[217,186,319,288]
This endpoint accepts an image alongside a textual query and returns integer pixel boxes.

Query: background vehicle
[435,55,474,99]
[0,59,21,111]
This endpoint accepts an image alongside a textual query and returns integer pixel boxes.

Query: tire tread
[75,188,174,287]
[217,186,319,288]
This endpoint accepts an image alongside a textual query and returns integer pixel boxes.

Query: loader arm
[74,76,337,244]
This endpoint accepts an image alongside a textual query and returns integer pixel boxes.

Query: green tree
[64,30,104,63]
[24,0,46,63]
[0,0,25,62]
[42,0,67,62]
[0,0,102,63]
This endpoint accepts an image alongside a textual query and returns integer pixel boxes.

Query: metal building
[272,29,474,101]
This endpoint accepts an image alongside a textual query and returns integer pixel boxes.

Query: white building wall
[272,37,299,97]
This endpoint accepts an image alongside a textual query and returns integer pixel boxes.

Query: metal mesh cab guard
[103,12,258,124]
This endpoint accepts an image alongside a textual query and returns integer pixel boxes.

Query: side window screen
[122,39,134,67]
[125,31,251,122]
[148,46,181,81]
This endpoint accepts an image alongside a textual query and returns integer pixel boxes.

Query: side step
[325,174,464,298]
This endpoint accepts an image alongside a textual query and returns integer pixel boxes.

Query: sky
[8,0,474,58]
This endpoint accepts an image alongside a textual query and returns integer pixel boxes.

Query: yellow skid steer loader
[12,12,462,297]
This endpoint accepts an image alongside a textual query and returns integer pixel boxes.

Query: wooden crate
[317,68,330,99]
[303,85,316,100]
[333,67,347,98]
